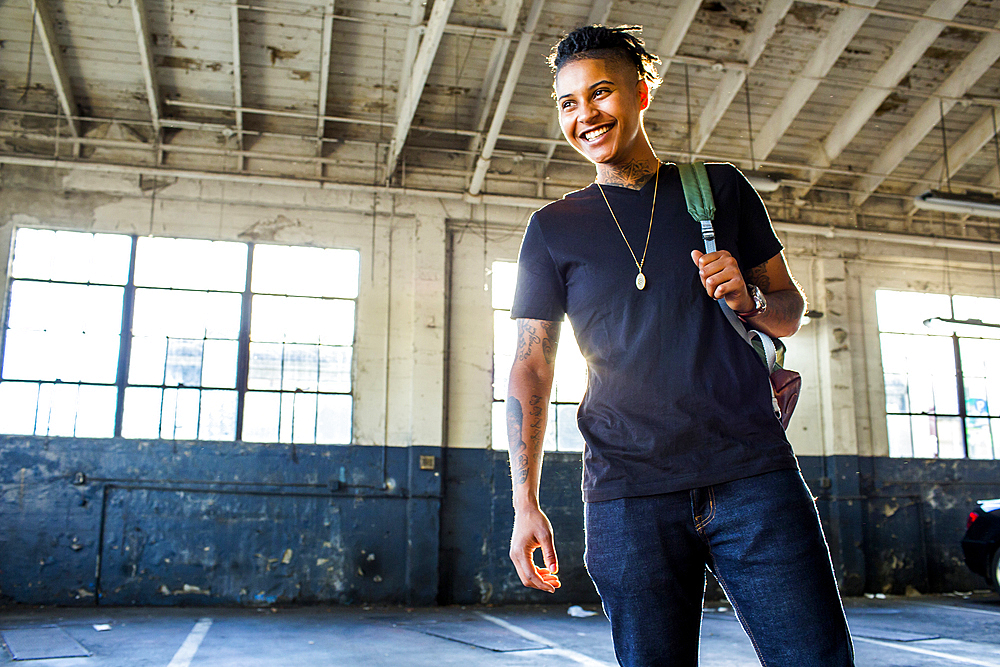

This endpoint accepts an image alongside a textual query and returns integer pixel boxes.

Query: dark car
[962,499,1000,592]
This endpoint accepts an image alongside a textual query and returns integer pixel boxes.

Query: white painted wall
[2,164,999,464]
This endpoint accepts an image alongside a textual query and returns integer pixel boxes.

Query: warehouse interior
[1,0,1000,614]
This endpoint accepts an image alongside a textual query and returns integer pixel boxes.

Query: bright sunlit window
[876,289,1000,459]
[492,260,587,452]
[0,229,359,444]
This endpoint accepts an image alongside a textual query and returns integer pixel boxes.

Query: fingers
[510,536,561,593]
[692,250,744,300]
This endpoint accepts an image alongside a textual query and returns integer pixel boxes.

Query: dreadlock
[548,25,662,95]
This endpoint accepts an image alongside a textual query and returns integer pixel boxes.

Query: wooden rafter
[690,0,793,153]
[910,108,1000,195]
[468,0,546,195]
[385,0,456,181]
[750,0,879,162]
[796,0,968,199]
[129,0,162,136]
[467,0,524,162]
[230,0,244,169]
[31,0,79,139]
[316,0,336,176]
[851,19,1000,207]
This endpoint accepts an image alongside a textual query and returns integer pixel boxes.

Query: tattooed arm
[507,318,562,593]
[690,249,806,339]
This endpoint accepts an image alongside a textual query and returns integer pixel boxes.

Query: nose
[579,99,601,124]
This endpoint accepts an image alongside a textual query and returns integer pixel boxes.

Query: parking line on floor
[854,636,1000,666]
[913,602,1000,618]
[476,612,614,667]
[166,618,213,667]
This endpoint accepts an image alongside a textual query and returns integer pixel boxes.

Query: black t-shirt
[511,162,798,502]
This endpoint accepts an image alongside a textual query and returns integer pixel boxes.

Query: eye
[560,99,574,110]
[593,87,610,98]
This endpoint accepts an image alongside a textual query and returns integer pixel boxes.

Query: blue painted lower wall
[1,435,998,607]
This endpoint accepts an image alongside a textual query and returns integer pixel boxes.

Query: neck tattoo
[597,164,659,291]
[598,159,658,190]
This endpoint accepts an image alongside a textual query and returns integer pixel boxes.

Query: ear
[637,79,650,111]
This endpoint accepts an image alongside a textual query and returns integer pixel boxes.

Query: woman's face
[554,57,649,167]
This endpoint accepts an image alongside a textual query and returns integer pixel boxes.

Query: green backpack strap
[677,162,716,223]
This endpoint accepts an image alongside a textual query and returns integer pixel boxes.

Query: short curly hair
[548,25,662,94]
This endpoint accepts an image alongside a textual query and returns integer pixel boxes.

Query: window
[876,289,1000,459]
[0,229,358,444]
[491,260,587,452]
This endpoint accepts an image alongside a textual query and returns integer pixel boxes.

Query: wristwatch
[736,284,767,319]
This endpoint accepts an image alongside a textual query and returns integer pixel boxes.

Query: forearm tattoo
[747,261,772,292]
[507,394,547,487]
[516,319,560,365]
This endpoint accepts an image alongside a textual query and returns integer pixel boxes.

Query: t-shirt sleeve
[510,213,567,322]
[731,164,783,270]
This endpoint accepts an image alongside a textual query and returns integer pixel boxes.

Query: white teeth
[584,126,610,141]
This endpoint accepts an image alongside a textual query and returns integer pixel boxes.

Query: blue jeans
[584,469,854,666]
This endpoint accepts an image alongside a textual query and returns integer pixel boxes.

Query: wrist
[736,284,767,319]
[513,492,540,513]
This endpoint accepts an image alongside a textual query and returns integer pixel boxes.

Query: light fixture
[912,190,1000,219]
[923,316,1000,336]
[745,172,780,193]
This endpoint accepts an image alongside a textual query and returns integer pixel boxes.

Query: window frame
[876,289,1000,459]
[0,230,358,443]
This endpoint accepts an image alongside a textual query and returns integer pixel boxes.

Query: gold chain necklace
[596,164,659,291]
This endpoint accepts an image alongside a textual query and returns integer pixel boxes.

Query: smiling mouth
[582,124,612,142]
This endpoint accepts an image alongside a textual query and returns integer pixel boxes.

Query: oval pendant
[635,272,646,290]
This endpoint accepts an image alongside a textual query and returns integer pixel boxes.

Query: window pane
[164,339,204,387]
[199,390,237,440]
[875,290,952,335]
[910,415,939,458]
[556,404,585,452]
[967,418,995,460]
[132,289,242,339]
[128,336,167,385]
[316,394,352,444]
[542,403,557,452]
[250,296,354,345]
[122,387,163,439]
[248,343,282,390]
[252,245,360,298]
[11,229,131,284]
[160,388,200,439]
[8,282,124,334]
[953,295,1000,339]
[884,373,909,414]
[961,338,1000,416]
[492,401,508,451]
[0,382,39,435]
[491,261,518,310]
[74,386,117,438]
[886,415,913,458]
[36,383,82,437]
[493,311,516,400]
[554,324,587,403]
[243,391,280,442]
[134,237,247,291]
[319,347,352,393]
[282,344,319,392]
[289,392,317,444]
[936,416,964,458]
[3,331,120,383]
[202,340,238,388]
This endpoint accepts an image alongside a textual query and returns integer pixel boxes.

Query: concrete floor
[1,594,998,666]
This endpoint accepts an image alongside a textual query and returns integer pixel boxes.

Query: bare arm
[507,318,562,593]
[691,250,806,339]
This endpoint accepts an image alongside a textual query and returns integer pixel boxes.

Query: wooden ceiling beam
[654,0,702,79]
[795,0,968,199]
[910,108,1000,195]
[31,0,79,139]
[129,0,162,136]
[468,0,546,195]
[230,0,245,170]
[690,0,793,154]
[385,0,456,181]
[851,17,1000,207]
[316,0,336,176]
[751,0,879,163]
